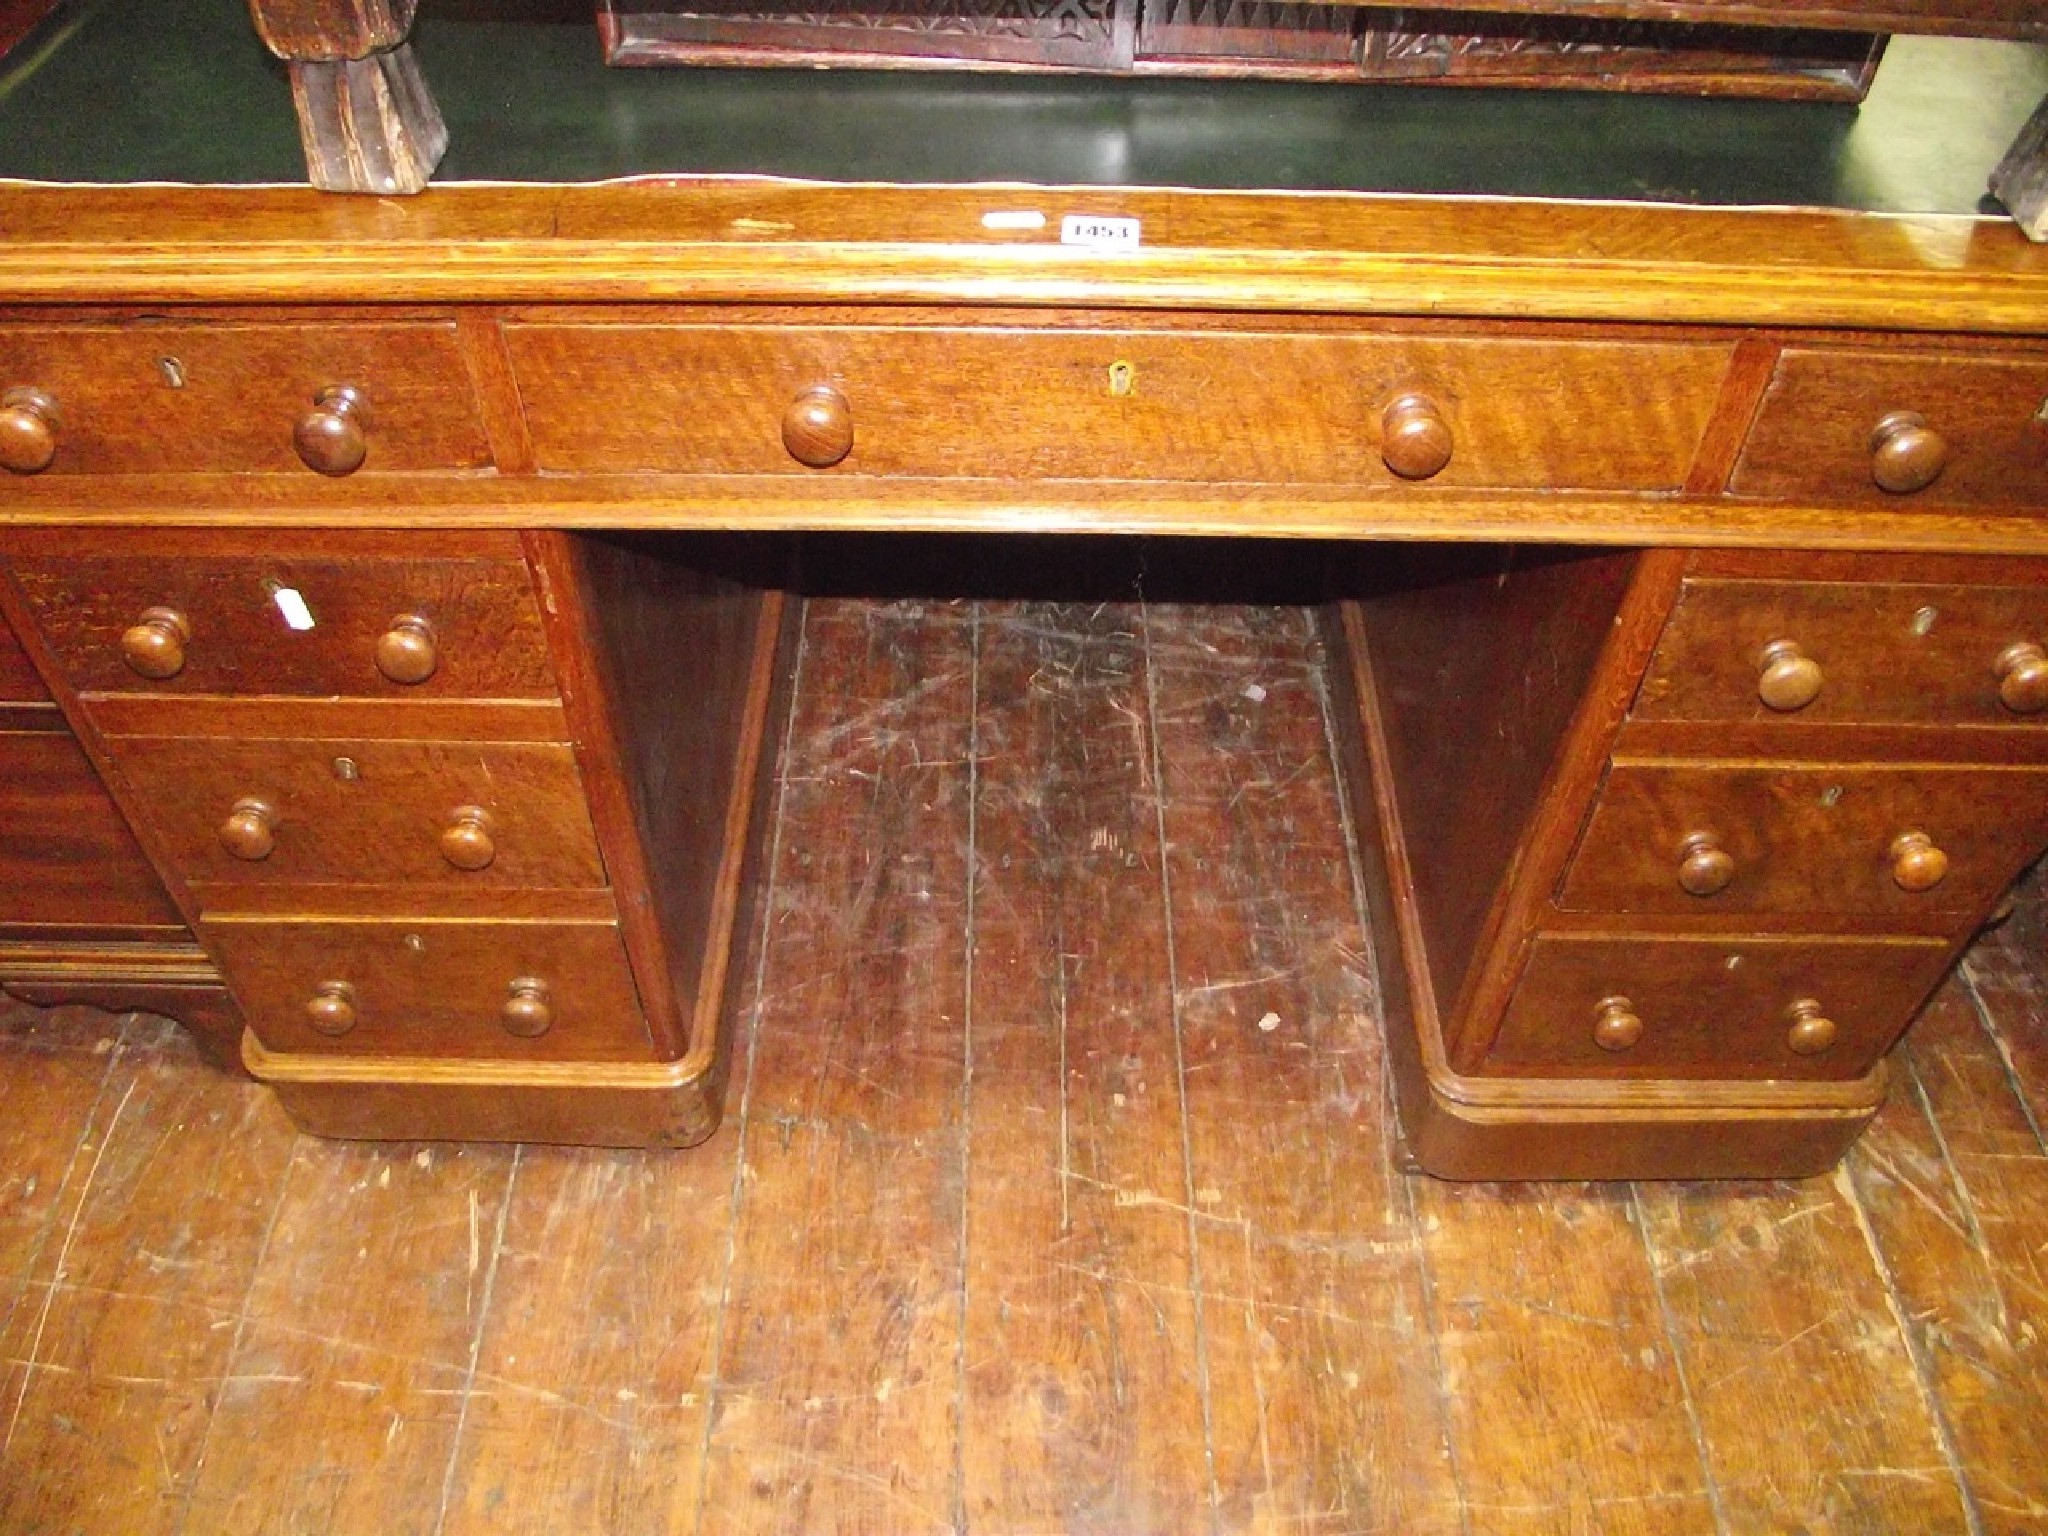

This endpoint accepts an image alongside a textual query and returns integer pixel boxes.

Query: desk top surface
[1,0,2045,214]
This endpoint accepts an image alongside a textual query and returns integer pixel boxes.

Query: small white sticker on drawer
[271,586,316,631]
[1060,215,1141,252]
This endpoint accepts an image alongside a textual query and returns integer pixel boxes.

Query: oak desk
[2,6,2046,1177]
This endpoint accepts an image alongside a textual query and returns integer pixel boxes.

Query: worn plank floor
[3,597,2047,1535]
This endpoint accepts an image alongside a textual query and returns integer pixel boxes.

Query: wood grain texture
[107,735,608,898]
[0,320,487,475]
[3,184,2047,336]
[0,730,186,928]
[204,913,654,1061]
[180,1137,517,1535]
[1845,974,2048,1530]
[1560,759,2048,923]
[1411,1178,1720,1532]
[1636,1174,1975,1531]
[1732,346,2048,507]
[504,318,1728,490]
[10,541,556,702]
[1150,604,1463,1532]
[2,605,2048,1528]
[700,599,974,1533]
[961,602,1209,1532]
[0,1017,296,1534]
[1635,568,2048,727]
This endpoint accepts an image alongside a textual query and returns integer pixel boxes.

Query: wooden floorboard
[4,597,2048,1534]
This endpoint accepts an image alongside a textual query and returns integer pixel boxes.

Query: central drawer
[502,319,1729,489]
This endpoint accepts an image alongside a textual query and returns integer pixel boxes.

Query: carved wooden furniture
[4,182,2046,1177]
[598,0,1891,100]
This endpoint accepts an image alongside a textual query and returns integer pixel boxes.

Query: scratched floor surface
[2,597,2046,1534]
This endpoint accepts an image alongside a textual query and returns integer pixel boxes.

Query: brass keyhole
[1107,360,1135,398]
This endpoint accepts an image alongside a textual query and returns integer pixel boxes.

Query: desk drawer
[11,543,557,702]
[111,737,607,902]
[1486,932,1954,1080]
[503,319,1728,490]
[1635,576,2048,726]
[0,321,491,477]
[1730,347,2048,507]
[0,730,184,930]
[1559,761,2048,921]
[206,915,653,1061]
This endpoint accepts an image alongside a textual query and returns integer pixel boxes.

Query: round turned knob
[500,977,553,1038]
[1592,995,1644,1053]
[1994,641,2048,715]
[1756,639,1824,713]
[1889,829,1949,893]
[0,386,59,475]
[439,805,496,871]
[1785,998,1838,1057]
[293,385,371,477]
[782,385,853,469]
[1380,393,1453,481]
[1869,410,1947,495]
[1677,831,1736,897]
[119,606,192,680]
[217,796,279,861]
[305,980,358,1037]
[374,614,438,686]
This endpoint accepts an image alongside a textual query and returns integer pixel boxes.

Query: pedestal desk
[2,7,2047,1177]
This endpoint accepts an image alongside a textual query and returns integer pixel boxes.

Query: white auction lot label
[1060,214,1142,251]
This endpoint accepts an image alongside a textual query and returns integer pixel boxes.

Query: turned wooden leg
[244,0,447,194]
[1991,91,2048,243]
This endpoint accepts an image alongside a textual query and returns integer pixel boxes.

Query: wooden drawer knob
[1380,393,1453,481]
[0,386,59,475]
[120,606,192,680]
[500,977,553,1038]
[782,385,853,469]
[305,980,358,1037]
[218,796,279,861]
[374,614,438,685]
[1994,642,2048,715]
[1889,830,1949,892]
[439,805,496,871]
[1756,639,1824,712]
[1677,831,1735,897]
[1592,995,1644,1052]
[1785,998,1837,1056]
[293,385,371,477]
[1869,410,1947,495]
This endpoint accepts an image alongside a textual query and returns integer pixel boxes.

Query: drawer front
[0,322,491,476]
[205,917,653,1061]
[1730,348,2048,507]
[11,553,558,701]
[1559,762,2048,920]
[1486,933,1955,1080]
[0,610,49,703]
[504,321,1728,490]
[111,738,608,900]
[1636,578,2048,727]
[0,731,185,930]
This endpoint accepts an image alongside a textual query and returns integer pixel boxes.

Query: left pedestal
[1,529,795,1147]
